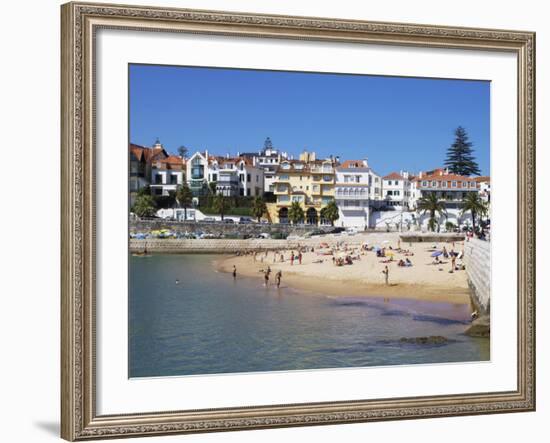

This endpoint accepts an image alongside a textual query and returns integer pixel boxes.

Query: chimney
[205,150,208,161]
[419,171,423,178]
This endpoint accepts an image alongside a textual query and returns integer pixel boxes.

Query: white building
[475,176,491,203]
[334,159,383,229]
[150,155,185,197]
[409,168,481,229]
[186,151,210,196]
[208,156,264,197]
[239,137,289,193]
[382,171,413,209]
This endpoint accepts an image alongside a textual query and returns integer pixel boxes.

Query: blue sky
[129,64,490,176]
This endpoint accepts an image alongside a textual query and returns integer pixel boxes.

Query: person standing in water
[264,270,270,286]
[382,265,389,285]
[276,270,282,288]
[232,265,237,279]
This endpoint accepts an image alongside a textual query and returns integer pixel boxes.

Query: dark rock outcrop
[464,315,490,337]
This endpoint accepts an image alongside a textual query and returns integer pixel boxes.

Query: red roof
[474,176,490,183]
[129,143,168,162]
[340,160,365,168]
[383,172,405,180]
[155,155,185,170]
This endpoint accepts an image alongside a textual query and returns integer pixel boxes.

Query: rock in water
[399,336,448,345]
[465,315,490,337]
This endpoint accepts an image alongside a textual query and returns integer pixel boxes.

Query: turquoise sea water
[129,254,489,378]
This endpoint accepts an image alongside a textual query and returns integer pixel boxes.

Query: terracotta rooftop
[383,172,405,180]
[340,160,367,168]
[474,176,491,182]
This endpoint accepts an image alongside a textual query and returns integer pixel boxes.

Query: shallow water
[129,254,489,377]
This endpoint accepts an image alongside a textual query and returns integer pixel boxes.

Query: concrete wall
[463,238,491,314]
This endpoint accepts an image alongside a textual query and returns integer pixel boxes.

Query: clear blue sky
[129,64,490,176]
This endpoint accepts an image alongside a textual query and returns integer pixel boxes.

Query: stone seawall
[129,238,344,253]
[400,233,466,243]
[130,220,333,237]
[463,238,491,314]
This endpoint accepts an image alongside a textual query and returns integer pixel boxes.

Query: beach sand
[215,233,472,305]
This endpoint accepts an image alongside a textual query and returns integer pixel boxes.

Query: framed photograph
[61,2,536,440]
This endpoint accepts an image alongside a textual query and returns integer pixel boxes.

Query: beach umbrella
[431,251,443,257]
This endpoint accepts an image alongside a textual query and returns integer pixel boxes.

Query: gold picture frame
[61,2,536,440]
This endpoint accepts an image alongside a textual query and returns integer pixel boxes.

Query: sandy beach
[216,233,473,305]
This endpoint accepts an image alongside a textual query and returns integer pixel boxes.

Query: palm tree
[251,196,267,222]
[175,183,193,221]
[461,192,488,235]
[132,194,156,218]
[416,193,447,232]
[212,194,231,221]
[320,200,339,226]
[288,201,304,225]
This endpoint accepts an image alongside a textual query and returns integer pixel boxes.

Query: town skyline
[130,64,490,176]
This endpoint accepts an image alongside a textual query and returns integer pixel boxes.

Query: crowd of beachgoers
[216,232,474,303]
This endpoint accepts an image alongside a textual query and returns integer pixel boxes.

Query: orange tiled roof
[340,160,365,168]
[383,172,405,180]
[130,143,168,162]
[474,176,490,182]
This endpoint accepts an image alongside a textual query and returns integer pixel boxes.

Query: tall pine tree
[444,126,481,176]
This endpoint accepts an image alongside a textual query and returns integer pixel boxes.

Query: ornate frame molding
[61,2,535,440]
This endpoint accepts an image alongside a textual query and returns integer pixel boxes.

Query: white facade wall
[150,169,184,196]
[335,168,372,229]
[207,159,264,197]
[382,173,412,208]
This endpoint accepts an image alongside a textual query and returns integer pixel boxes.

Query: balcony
[336,193,369,200]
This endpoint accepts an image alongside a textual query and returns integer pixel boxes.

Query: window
[155,174,162,184]
[442,181,447,188]
[422,180,427,187]
[462,181,467,188]
[247,174,251,182]
[170,175,178,185]
[278,174,289,181]
[452,181,457,188]
[395,190,400,196]
[432,180,437,187]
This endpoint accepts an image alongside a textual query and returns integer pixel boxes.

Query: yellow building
[268,157,336,225]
